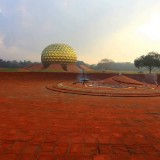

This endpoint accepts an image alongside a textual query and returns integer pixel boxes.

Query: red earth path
[0,72,160,160]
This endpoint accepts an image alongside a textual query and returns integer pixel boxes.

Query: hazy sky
[0,0,160,64]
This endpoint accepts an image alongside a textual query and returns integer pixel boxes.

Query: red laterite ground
[0,72,160,160]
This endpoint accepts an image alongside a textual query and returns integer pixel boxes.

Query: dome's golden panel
[41,44,77,66]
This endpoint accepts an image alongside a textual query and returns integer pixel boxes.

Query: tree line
[87,52,160,73]
[1,51,160,73]
[88,59,138,71]
[0,59,40,68]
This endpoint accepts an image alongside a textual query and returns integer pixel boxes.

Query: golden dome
[41,44,77,67]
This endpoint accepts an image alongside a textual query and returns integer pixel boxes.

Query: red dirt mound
[27,64,45,71]
[102,75,144,85]
[101,77,120,85]
[67,64,81,72]
[44,64,64,71]
[24,64,34,69]
[17,68,29,72]
[79,65,93,72]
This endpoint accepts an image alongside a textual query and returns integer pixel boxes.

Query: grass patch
[0,68,19,72]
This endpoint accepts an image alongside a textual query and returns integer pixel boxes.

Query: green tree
[134,52,160,73]
[97,58,114,71]
[134,56,144,69]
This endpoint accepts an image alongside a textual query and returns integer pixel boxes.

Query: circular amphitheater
[46,75,160,97]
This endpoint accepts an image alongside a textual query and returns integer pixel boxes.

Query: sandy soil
[0,72,160,160]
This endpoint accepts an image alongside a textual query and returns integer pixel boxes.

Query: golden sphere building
[41,44,77,67]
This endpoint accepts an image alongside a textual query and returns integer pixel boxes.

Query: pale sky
[0,0,160,64]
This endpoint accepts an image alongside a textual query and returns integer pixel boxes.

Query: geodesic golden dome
[41,44,77,67]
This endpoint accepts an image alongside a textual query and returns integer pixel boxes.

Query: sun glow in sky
[138,13,160,41]
[0,0,160,64]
